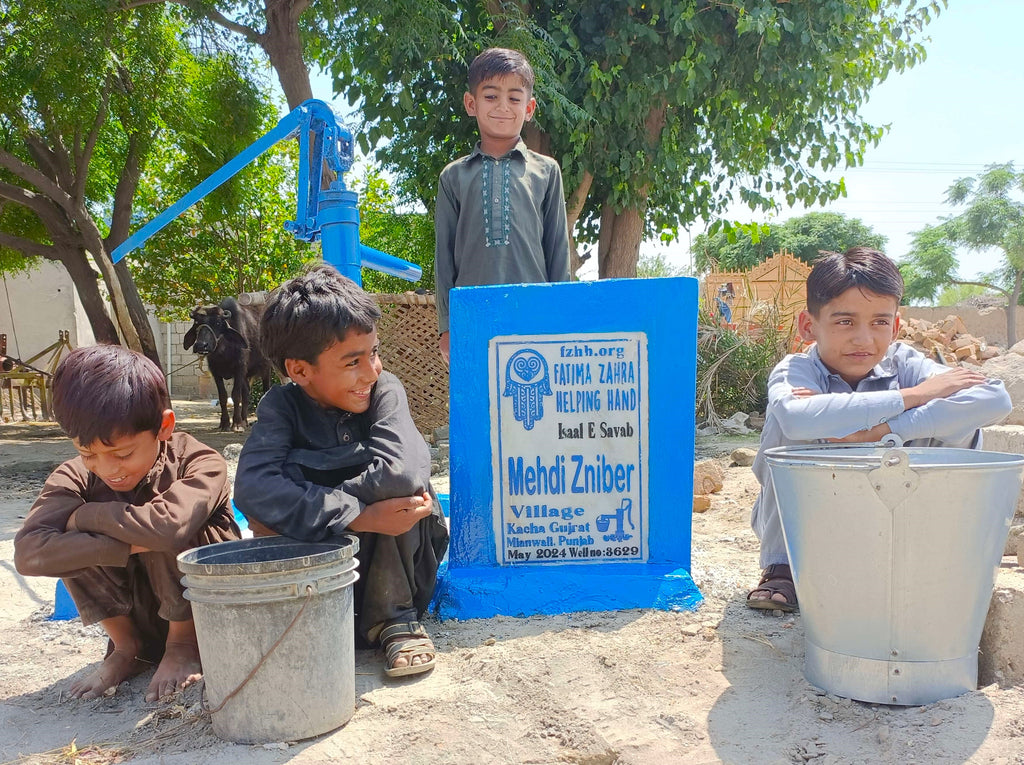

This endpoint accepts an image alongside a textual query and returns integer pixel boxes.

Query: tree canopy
[901,162,1024,345]
[331,0,944,277]
[0,0,281,360]
[691,211,887,272]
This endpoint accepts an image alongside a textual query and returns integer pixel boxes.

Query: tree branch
[0,161,75,218]
[105,132,144,249]
[566,170,593,232]
[0,230,56,260]
[74,82,113,203]
[159,0,264,43]
[950,279,1009,298]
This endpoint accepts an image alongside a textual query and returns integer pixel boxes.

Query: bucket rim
[177,534,359,575]
[764,443,1024,469]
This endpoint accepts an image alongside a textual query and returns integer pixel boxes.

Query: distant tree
[901,163,1024,345]
[636,252,687,279]
[354,167,435,295]
[899,223,959,303]
[692,212,887,272]
[936,284,993,306]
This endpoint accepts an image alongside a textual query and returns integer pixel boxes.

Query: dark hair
[806,247,904,315]
[52,345,169,446]
[468,47,535,95]
[260,263,381,375]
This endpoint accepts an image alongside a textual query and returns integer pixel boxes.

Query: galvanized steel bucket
[766,443,1024,705]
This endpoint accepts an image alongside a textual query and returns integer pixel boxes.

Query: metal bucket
[178,535,359,743]
[766,444,1024,705]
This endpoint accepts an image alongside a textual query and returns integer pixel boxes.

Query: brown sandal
[746,563,798,612]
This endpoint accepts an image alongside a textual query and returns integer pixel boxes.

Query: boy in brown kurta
[14,345,239,702]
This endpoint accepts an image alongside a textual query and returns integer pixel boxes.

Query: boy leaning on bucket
[233,264,448,678]
[434,46,571,364]
[14,345,240,701]
[747,247,1012,613]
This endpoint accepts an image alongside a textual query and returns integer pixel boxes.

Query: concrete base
[433,563,703,620]
[979,564,1024,686]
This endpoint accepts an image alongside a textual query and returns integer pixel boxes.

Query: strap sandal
[380,620,437,678]
[746,563,798,612]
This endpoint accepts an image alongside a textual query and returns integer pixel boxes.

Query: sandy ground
[2,403,1024,764]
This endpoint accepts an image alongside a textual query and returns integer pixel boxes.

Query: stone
[982,355,1024,425]
[719,411,753,434]
[693,495,712,513]
[731,447,757,467]
[980,570,1024,686]
[1004,524,1024,556]
[748,413,766,430]
[981,426,1024,518]
[433,424,450,442]
[694,459,725,495]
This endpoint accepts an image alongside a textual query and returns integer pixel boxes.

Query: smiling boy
[434,47,571,363]
[234,264,448,677]
[14,345,239,701]
[747,247,1012,612]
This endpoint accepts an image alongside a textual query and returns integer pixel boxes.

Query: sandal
[380,620,437,678]
[746,563,798,612]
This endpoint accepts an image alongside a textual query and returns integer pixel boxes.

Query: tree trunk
[53,249,121,345]
[594,103,665,279]
[1009,270,1023,348]
[262,0,313,110]
[115,260,162,368]
[565,170,593,279]
[597,202,646,278]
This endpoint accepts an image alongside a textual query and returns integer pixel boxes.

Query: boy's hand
[438,332,450,365]
[901,368,987,410]
[347,492,432,536]
[828,422,892,443]
[790,387,818,398]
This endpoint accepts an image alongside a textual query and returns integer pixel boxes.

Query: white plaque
[490,333,649,564]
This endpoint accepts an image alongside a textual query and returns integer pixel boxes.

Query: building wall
[0,261,95,359]
[2,264,212,399]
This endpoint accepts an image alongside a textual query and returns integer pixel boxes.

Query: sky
[306,1,1023,282]
[643,0,1024,279]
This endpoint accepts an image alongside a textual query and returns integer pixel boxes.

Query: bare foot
[146,641,203,702]
[69,649,146,700]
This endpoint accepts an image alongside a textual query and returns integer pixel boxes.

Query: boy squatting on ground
[434,47,571,364]
[233,265,449,678]
[14,345,240,701]
[747,247,1013,612]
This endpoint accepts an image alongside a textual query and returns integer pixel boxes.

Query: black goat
[184,297,272,431]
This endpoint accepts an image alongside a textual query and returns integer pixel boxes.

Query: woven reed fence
[374,293,449,434]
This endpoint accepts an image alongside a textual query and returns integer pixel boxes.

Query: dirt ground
[2,403,1024,764]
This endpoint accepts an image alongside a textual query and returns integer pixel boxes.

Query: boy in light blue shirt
[748,247,1012,612]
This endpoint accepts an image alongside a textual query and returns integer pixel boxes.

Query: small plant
[696,303,794,426]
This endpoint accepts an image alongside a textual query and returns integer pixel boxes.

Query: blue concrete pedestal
[436,278,702,620]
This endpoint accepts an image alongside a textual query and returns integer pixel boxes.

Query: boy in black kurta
[234,264,448,677]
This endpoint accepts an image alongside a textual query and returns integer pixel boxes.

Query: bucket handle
[206,585,315,716]
[868,448,919,510]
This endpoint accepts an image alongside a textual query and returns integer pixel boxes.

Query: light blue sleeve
[766,354,905,441]
[886,362,1012,446]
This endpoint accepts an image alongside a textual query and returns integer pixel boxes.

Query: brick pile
[897,314,1002,365]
